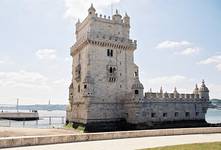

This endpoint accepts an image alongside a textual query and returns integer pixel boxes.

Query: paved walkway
[4,133,221,150]
[0,127,80,137]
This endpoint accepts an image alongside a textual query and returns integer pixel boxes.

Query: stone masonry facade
[66,4,210,131]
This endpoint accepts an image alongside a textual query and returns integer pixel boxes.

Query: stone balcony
[71,32,137,56]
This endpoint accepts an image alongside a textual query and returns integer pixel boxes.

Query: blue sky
[0,0,221,104]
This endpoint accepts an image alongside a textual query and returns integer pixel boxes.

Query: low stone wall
[1,127,221,148]
[0,112,39,121]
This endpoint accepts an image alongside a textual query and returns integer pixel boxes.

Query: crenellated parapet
[143,80,209,102]
[71,32,137,56]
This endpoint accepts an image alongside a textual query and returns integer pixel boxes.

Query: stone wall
[1,127,221,148]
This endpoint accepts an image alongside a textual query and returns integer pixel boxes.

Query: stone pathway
[4,133,221,150]
[0,127,81,137]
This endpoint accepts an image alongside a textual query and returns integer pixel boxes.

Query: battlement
[144,92,205,102]
[77,9,130,30]
[75,4,131,43]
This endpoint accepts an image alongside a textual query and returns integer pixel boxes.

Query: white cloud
[36,49,57,60]
[198,55,221,71]
[0,70,49,89]
[0,60,5,64]
[0,57,14,65]
[156,40,200,56]
[180,47,200,55]
[156,40,191,49]
[64,0,121,21]
[0,70,70,104]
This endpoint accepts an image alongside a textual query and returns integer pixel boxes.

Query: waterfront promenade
[3,133,221,150]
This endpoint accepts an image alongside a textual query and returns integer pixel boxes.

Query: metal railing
[0,116,65,128]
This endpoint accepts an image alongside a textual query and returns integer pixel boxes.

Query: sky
[0,0,221,104]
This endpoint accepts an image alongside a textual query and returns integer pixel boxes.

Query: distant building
[66,4,210,132]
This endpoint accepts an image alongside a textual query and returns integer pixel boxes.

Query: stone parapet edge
[0,127,221,148]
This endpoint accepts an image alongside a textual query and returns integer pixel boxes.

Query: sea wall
[0,127,221,148]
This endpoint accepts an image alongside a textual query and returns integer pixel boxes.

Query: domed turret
[88,3,96,16]
[199,80,209,99]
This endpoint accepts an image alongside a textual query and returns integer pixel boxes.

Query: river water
[0,109,220,128]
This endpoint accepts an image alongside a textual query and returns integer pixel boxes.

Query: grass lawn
[142,142,221,150]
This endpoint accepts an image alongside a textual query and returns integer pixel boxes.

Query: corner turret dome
[88,4,96,15]
[199,80,209,92]
[131,79,144,89]
[131,71,144,89]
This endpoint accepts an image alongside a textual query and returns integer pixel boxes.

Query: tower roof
[199,80,209,92]
[88,3,96,14]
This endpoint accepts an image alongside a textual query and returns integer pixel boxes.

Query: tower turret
[199,80,209,99]
[131,69,144,101]
[123,13,130,27]
[112,9,122,24]
[88,3,96,16]
[173,87,179,98]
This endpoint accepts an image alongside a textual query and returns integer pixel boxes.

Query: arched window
[135,90,139,94]
[109,67,113,73]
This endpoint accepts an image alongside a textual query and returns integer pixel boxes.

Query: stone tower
[66,4,138,131]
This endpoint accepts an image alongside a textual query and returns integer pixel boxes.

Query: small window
[175,112,178,117]
[120,85,122,88]
[185,112,190,117]
[109,67,113,73]
[107,49,110,56]
[135,90,139,94]
[84,85,87,89]
[151,113,156,118]
[107,49,113,57]
[163,113,167,117]
[113,67,116,73]
[78,85,80,93]
[196,112,199,116]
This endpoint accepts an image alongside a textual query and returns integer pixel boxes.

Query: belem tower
[66,4,210,132]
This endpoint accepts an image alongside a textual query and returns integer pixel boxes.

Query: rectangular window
[84,85,87,89]
[107,49,110,56]
[151,113,156,118]
[135,90,139,94]
[107,49,113,57]
[175,112,178,117]
[163,113,167,117]
[78,85,80,93]
[185,112,190,117]
[110,50,113,56]
[196,112,199,116]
